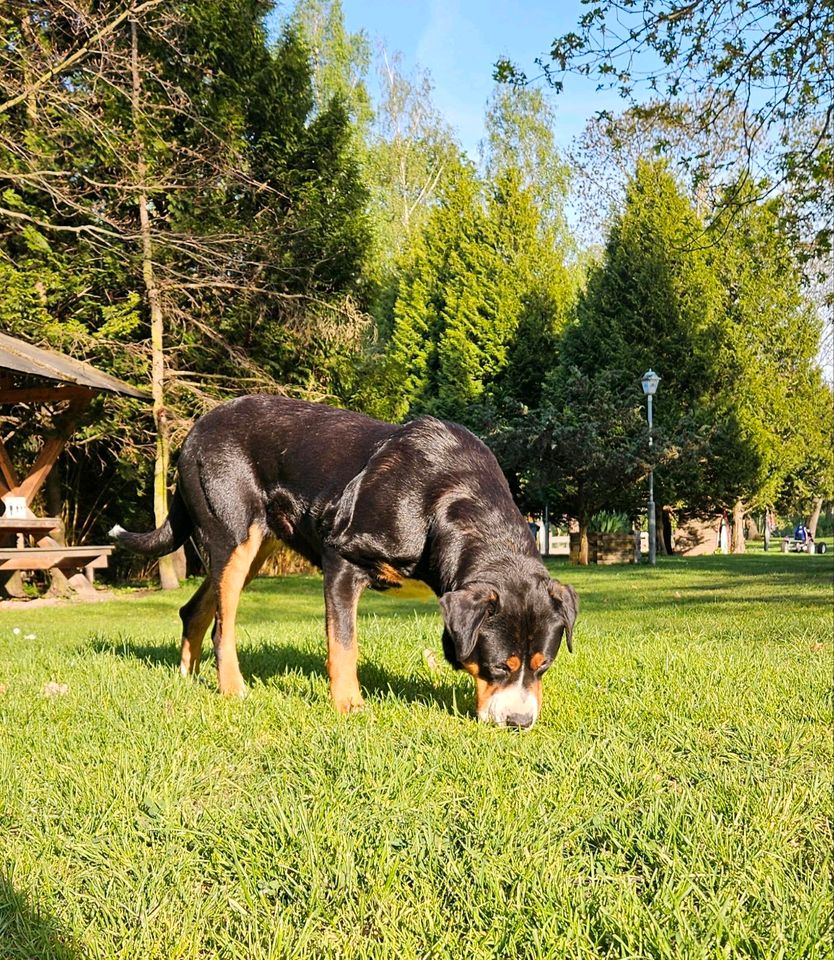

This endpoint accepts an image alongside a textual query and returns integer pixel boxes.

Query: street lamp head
[641,369,660,396]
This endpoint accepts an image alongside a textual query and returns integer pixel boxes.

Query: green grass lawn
[1,553,831,959]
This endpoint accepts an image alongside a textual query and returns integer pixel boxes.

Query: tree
[497,1,834,254]
[561,159,725,538]
[487,367,647,564]
[286,0,372,131]
[527,159,827,555]
[481,85,571,245]
[707,188,827,550]
[567,98,755,246]
[364,47,459,279]
[775,381,834,539]
[385,160,574,427]
[0,0,372,580]
[384,85,576,427]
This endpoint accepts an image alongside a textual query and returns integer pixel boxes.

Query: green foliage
[505,158,828,529]
[489,366,647,519]
[549,160,724,517]
[707,189,828,515]
[503,0,833,254]
[482,85,571,245]
[385,134,575,425]
[362,51,460,294]
[288,0,373,131]
[589,511,632,534]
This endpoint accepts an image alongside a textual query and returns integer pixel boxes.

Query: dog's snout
[504,711,535,729]
[481,683,539,728]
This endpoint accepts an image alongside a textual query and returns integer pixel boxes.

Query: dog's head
[439,577,578,729]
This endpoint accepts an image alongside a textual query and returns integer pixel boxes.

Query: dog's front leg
[322,554,368,714]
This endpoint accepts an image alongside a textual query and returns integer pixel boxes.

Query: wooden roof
[0,331,150,401]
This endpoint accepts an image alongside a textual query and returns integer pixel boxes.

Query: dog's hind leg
[323,554,369,714]
[244,538,278,588]
[212,525,265,697]
[178,577,215,677]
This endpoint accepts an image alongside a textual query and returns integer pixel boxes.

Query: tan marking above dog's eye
[530,652,546,671]
[505,655,521,673]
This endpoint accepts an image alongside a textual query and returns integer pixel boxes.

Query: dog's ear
[439,586,497,662]
[547,580,578,653]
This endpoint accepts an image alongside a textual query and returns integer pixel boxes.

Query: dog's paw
[332,692,366,715]
[218,675,249,699]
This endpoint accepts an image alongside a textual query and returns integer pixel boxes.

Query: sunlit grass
[0,552,831,958]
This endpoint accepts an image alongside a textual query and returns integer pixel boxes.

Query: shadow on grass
[89,636,467,717]
[0,875,80,960]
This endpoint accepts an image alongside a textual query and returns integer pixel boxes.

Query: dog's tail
[109,488,193,557]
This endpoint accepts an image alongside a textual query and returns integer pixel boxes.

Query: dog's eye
[486,597,498,617]
[489,662,510,678]
[533,659,551,676]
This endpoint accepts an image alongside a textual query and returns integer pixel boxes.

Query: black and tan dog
[111,396,577,728]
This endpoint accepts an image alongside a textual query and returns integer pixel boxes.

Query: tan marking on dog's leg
[179,577,215,677]
[326,614,364,714]
[244,538,278,587]
[214,525,263,697]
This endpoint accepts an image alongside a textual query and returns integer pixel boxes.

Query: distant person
[794,523,814,552]
[527,514,541,548]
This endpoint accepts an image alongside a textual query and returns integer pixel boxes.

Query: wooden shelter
[0,331,150,595]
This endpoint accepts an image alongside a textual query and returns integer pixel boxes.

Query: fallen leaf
[423,649,440,674]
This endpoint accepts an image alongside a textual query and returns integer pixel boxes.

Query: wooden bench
[0,544,113,579]
[0,518,113,583]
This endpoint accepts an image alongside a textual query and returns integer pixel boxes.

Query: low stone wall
[570,532,635,565]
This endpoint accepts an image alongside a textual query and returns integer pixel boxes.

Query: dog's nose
[504,712,535,729]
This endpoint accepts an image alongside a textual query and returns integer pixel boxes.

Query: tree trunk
[732,499,746,553]
[131,18,178,591]
[654,503,668,556]
[578,518,590,566]
[807,496,823,540]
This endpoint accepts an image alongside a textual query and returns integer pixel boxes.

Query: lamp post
[641,369,660,566]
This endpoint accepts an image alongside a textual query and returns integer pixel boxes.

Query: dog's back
[182,395,393,493]
[175,396,396,564]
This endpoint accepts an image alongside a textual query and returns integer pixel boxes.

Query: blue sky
[339,0,624,159]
